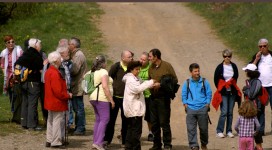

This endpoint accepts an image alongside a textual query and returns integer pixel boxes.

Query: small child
[234,100,260,150]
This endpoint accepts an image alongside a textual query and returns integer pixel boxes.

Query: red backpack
[258,87,269,106]
[245,80,269,106]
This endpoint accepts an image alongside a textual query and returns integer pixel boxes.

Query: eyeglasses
[5,40,15,44]
[223,55,232,58]
[259,45,267,48]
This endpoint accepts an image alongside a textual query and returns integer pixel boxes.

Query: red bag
[258,87,269,106]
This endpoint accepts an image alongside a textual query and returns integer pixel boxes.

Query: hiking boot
[73,131,85,136]
[148,133,154,141]
[201,144,207,150]
[45,142,51,147]
[149,146,162,150]
[164,145,172,150]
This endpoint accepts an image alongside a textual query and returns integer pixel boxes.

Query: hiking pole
[64,111,68,146]
[208,114,212,125]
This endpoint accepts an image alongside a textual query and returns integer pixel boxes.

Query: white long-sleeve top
[122,73,154,118]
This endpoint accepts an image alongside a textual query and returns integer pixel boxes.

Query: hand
[43,59,49,65]
[110,101,115,109]
[254,131,259,136]
[206,104,210,112]
[242,86,248,92]
[184,104,188,113]
[69,93,72,98]
[153,82,160,90]
[255,51,262,61]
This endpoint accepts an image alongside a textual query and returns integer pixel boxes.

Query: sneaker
[120,144,125,148]
[227,132,234,138]
[148,133,154,141]
[191,146,199,150]
[93,144,105,150]
[216,133,225,138]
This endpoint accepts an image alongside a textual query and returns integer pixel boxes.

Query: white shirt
[258,54,272,87]
[223,64,234,82]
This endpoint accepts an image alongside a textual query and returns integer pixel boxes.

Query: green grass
[187,2,272,61]
[0,2,103,136]
[0,95,22,136]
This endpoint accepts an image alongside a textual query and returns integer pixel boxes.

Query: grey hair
[258,38,269,45]
[142,51,149,58]
[48,51,61,66]
[222,49,232,57]
[91,55,106,72]
[28,38,41,48]
[58,38,68,47]
[56,46,69,53]
[70,37,81,48]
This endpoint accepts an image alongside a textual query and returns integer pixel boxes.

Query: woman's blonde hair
[238,100,257,118]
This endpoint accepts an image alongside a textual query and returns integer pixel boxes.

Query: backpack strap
[186,79,193,99]
[96,82,102,101]
[202,78,206,96]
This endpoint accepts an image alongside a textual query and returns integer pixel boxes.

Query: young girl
[234,100,260,150]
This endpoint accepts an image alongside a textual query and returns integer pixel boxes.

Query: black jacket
[214,61,239,95]
[15,47,43,82]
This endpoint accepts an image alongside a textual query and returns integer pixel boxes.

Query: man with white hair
[15,38,44,131]
[250,38,272,136]
[68,37,87,135]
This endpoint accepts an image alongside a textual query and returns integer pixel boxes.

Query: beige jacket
[70,48,87,96]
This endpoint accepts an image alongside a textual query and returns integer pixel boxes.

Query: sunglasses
[223,55,232,58]
[259,45,267,48]
[6,40,15,44]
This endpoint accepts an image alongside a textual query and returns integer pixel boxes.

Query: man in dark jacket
[16,38,44,130]
[104,50,133,148]
[148,48,178,150]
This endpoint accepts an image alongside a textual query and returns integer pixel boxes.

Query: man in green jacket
[139,52,154,142]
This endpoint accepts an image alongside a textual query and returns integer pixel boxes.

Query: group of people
[210,38,272,150]
[90,49,178,150]
[0,36,88,148]
[1,35,272,150]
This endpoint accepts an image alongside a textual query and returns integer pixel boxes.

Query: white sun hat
[242,63,257,71]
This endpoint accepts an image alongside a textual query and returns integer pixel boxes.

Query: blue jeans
[216,94,235,134]
[68,100,74,127]
[71,96,86,132]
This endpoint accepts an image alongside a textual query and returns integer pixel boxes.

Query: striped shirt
[234,116,260,137]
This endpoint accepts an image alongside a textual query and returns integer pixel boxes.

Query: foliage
[0,2,104,135]
[187,2,272,61]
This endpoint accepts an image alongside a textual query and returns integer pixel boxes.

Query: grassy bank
[187,2,272,61]
[0,2,105,135]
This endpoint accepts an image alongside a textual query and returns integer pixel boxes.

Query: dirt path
[0,2,271,150]
[97,2,272,150]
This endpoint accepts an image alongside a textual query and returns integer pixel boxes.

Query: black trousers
[150,97,172,148]
[104,96,128,144]
[11,83,22,124]
[125,116,142,150]
[21,81,40,128]
[39,83,48,124]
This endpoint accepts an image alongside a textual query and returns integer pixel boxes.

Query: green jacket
[138,63,151,98]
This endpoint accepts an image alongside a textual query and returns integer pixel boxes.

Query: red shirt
[44,65,70,111]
